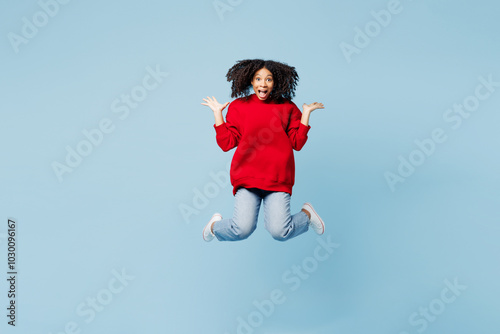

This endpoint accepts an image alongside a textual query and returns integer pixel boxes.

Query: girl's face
[251,67,274,100]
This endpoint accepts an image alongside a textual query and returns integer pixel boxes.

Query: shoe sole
[304,203,325,235]
[203,213,222,241]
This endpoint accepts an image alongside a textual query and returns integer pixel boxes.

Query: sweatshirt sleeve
[286,103,311,151]
[213,101,241,152]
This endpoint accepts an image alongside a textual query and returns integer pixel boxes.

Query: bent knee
[266,217,292,242]
[231,222,256,240]
[267,227,289,242]
[271,234,288,242]
[234,229,254,240]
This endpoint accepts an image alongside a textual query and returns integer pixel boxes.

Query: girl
[201,59,325,242]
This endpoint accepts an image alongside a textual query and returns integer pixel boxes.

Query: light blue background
[1,0,499,333]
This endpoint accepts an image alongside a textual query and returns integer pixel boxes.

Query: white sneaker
[203,213,222,242]
[302,203,325,235]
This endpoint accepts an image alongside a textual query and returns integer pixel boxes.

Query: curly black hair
[226,59,299,103]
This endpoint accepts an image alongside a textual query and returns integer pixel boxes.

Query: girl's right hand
[201,96,230,114]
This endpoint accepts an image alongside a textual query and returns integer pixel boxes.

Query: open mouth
[257,89,268,99]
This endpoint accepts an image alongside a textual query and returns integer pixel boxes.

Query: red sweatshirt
[214,93,310,196]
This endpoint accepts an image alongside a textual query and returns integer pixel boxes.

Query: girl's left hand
[302,102,324,114]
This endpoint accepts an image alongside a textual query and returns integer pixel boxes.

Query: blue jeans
[213,187,310,242]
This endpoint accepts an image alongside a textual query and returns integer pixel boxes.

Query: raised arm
[300,102,324,126]
[287,102,325,151]
[201,96,240,152]
[201,96,230,126]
